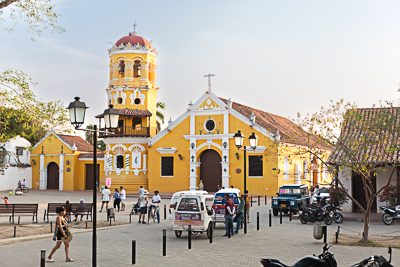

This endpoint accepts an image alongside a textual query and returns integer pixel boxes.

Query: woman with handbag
[47,206,74,262]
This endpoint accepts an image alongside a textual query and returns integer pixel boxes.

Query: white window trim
[204,118,216,132]
[156,147,177,154]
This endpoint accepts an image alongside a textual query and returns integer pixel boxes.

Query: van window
[213,193,239,205]
[178,198,199,211]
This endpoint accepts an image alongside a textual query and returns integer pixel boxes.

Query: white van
[168,190,208,222]
[212,188,241,224]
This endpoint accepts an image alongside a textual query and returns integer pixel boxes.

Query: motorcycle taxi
[172,194,214,238]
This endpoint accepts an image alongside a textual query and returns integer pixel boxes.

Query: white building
[0,136,32,191]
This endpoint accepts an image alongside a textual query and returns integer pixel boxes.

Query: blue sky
[1,0,400,133]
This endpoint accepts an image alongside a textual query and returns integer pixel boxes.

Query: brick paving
[0,190,399,266]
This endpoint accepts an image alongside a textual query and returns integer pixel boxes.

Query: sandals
[66,259,74,262]
[46,259,54,262]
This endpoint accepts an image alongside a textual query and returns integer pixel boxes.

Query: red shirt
[225,199,234,215]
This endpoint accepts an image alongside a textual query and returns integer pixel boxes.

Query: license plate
[185,220,191,223]
[281,204,286,207]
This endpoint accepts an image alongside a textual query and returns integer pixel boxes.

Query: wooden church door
[47,162,59,189]
[200,149,222,192]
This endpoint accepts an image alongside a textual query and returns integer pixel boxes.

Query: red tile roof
[328,107,400,165]
[95,109,152,118]
[219,97,332,150]
[58,135,102,153]
[115,33,152,48]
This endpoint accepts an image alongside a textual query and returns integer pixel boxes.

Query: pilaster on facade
[124,61,134,81]
[59,154,64,191]
[39,154,45,190]
[189,161,201,191]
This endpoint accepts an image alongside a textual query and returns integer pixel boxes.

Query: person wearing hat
[138,192,148,224]
[151,190,161,223]
[120,186,126,211]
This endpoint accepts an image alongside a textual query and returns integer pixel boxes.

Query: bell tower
[106,31,158,136]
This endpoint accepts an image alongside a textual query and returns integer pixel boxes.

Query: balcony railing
[99,127,150,138]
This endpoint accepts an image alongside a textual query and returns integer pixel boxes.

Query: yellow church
[31,30,332,196]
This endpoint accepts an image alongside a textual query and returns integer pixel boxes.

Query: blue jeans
[224,215,234,236]
[233,213,244,233]
[156,209,160,222]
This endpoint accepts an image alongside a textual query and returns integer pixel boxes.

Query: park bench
[44,203,93,222]
[0,204,38,224]
[70,203,93,222]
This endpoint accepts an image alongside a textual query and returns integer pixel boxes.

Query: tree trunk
[362,209,370,242]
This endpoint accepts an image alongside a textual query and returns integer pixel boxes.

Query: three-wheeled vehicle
[172,194,214,238]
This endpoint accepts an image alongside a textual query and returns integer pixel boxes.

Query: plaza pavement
[0,190,399,266]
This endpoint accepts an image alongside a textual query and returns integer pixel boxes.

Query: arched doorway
[200,149,222,192]
[47,162,59,189]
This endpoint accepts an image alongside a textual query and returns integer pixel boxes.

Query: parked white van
[168,190,208,222]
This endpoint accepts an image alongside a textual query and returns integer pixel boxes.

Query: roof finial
[132,21,137,35]
[250,111,255,123]
[204,73,215,92]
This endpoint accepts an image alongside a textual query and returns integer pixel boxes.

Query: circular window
[117,97,123,104]
[134,98,141,105]
[205,119,215,132]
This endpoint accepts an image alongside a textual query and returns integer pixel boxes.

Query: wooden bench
[44,203,72,223]
[44,203,93,222]
[70,203,93,222]
[0,204,38,224]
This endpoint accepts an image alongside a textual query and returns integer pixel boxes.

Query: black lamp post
[66,97,119,267]
[233,130,258,234]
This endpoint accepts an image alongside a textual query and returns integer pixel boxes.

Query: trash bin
[313,223,323,239]
[107,208,115,221]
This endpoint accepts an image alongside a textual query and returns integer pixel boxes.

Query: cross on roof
[132,21,137,32]
[204,73,215,92]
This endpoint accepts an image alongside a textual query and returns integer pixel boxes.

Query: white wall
[338,166,352,212]
[0,136,32,191]
[376,165,398,209]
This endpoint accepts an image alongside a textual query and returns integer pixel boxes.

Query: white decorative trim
[31,129,73,151]
[156,147,177,154]
[127,144,146,152]
[104,137,149,145]
[31,154,75,156]
[130,88,145,106]
[78,158,105,161]
[246,146,267,154]
[183,133,234,141]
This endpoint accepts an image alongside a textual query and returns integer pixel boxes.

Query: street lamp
[233,130,258,234]
[66,97,119,267]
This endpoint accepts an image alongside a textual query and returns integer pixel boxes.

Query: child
[1,196,9,204]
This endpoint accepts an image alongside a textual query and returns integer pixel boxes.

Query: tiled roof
[328,107,400,165]
[219,98,332,150]
[95,109,152,118]
[58,135,102,153]
[78,152,104,158]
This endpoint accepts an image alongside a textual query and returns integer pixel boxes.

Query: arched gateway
[199,149,222,192]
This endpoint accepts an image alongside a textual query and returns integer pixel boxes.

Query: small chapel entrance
[47,162,59,189]
[86,164,100,190]
[200,149,222,192]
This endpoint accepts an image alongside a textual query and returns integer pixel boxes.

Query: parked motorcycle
[324,203,344,224]
[351,247,393,267]
[379,206,400,225]
[300,205,333,225]
[260,244,337,267]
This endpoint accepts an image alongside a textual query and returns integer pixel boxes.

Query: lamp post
[233,130,258,234]
[66,97,119,267]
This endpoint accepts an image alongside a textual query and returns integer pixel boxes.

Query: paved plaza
[0,190,399,266]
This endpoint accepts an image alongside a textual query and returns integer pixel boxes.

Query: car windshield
[213,193,239,205]
[319,188,328,193]
[177,198,199,211]
[279,188,301,194]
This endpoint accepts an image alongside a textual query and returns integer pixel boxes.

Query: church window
[134,98,141,105]
[204,118,215,132]
[161,156,174,176]
[16,147,24,156]
[117,97,123,104]
[249,155,263,177]
[116,155,124,169]
[119,60,125,78]
[134,60,141,78]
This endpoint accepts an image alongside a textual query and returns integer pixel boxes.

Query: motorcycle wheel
[382,214,393,225]
[300,216,308,224]
[332,212,344,224]
[175,230,182,238]
[324,216,333,225]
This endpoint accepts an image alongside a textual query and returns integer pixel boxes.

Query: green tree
[156,101,165,133]
[84,124,106,152]
[288,100,399,242]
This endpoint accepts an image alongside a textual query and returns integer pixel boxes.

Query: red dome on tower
[115,32,152,48]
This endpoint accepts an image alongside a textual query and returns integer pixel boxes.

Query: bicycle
[147,204,159,224]
[16,186,29,193]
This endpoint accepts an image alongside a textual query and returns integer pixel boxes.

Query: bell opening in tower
[119,60,125,78]
[134,60,141,78]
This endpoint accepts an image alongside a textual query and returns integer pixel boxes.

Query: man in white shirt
[138,186,144,196]
[120,186,126,211]
[100,186,111,212]
[152,190,161,223]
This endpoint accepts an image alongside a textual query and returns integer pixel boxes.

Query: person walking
[138,185,145,196]
[47,207,74,262]
[120,186,126,211]
[113,188,121,212]
[99,186,111,212]
[245,190,251,223]
[138,193,148,224]
[222,194,234,237]
[151,190,161,223]
[233,194,245,234]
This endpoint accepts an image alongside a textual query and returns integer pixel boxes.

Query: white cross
[132,21,137,32]
[204,73,215,92]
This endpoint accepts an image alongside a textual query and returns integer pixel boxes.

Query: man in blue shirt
[233,195,245,234]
